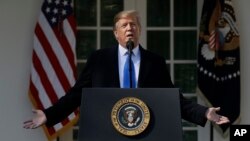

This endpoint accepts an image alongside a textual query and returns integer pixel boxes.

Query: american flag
[29,0,78,140]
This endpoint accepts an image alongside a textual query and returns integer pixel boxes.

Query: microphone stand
[126,39,134,88]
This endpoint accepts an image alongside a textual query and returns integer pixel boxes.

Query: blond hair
[113,10,141,31]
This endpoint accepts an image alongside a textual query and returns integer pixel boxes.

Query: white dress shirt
[118,44,141,88]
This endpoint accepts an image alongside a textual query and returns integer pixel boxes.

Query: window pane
[77,63,85,77]
[174,0,197,26]
[182,120,197,127]
[75,0,97,26]
[183,131,197,141]
[174,31,197,60]
[147,31,170,59]
[101,0,123,26]
[147,0,170,26]
[174,64,197,93]
[73,128,78,141]
[101,30,118,48]
[166,64,170,73]
[76,30,97,60]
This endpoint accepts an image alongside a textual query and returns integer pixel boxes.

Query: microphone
[126,39,134,54]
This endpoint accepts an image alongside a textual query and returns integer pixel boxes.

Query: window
[75,0,123,76]
[147,0,198,141]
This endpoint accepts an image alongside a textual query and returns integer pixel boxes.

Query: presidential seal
[111,97,150,136]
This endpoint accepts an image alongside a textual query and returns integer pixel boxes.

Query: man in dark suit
[24,10,229,129]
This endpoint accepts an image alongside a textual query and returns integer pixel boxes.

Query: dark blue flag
[197,0,240,136]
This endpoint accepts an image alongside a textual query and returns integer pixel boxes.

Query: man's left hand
[206,107,230,125]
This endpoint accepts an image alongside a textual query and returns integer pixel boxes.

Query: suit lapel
[138,46,151,87]
[111,46,120,87]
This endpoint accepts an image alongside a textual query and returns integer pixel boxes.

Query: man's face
[113,17,141,48]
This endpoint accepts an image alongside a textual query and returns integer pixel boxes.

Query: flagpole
[210,124,213,141]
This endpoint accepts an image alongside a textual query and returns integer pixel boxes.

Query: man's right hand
[23,109,47,129]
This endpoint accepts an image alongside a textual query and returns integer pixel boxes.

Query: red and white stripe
[209,29,220,50]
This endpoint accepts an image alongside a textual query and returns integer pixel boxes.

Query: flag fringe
[28,90,79,141]
[43,115,79,141]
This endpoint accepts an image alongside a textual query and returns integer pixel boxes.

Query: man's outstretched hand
[23,109,47,129]
[206,107,230,125]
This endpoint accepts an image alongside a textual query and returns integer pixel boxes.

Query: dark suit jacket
[44,45,208,127]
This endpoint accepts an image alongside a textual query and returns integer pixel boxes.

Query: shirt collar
[118,44,140,57]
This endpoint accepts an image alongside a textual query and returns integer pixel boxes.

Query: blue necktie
[123,53,136,88]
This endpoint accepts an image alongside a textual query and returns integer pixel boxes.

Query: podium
[78,88,183,141]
